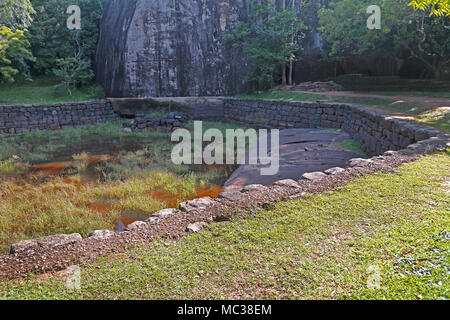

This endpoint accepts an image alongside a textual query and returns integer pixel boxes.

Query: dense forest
[0,0,449,92]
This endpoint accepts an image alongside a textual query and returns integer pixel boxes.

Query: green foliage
[226,0,306,90]
[409,0,450,16]
[318,0,450,80]
[52,57,94,95]
[0,26,34,82]
[0,0,35,29]
[27,0,102,82]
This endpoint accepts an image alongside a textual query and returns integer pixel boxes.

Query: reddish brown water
[28,155,230,229]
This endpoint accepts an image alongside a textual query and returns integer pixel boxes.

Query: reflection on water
[30,155,230,230]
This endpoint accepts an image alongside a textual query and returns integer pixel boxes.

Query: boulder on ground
[152,208,178,218]
[301,172,327,181]
[218,191,245,202]
[88,230,116,240]
[273,179,301,188]
[324,167,345,175]
[11,233,83,255]
[180,197,214,212]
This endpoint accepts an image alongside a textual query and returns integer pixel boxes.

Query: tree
[52,57,93,95]
[225,0,306,89]
[318,0,449,80]
[0,0,35,29]
[409,0,450,16]
[0,25,34,82]
[27,0,102,78]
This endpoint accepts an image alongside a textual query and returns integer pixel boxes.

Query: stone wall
[223,98,443,156]
[0,100,118,134]
[109,97,225,120]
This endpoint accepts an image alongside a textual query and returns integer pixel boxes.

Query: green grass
[338,140,368,158]
[0,76,105,105]
[237,90,449,133]
[1,152,448,300]
[236,90,327,102]
[354,91,450,99]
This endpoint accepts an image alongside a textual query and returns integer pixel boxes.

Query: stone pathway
[225,128,362,189]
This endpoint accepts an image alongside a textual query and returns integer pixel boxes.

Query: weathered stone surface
[241,184,267,193]
[0,101,117,135]
[96,0,248,97]
[152,208,179,218]
[225,128,363,188]
[186,222,208,233]
[127,221,148,231]
[301,172,327,181]
[348,158,374,167]
[88,230,116,240]
[10,240,38,254]
[324,167,345,175]
[218,191,245,202]
[180,197,214,212]
[273,179,300,188]
[11,233,85,254]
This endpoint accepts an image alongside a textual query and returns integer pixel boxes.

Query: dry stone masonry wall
[2,97,449,278]
[223,98,444,156]
[0,100,118,134]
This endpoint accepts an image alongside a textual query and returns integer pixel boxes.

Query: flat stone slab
[225,128,363,189]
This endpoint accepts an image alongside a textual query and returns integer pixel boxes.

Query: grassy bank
[1,152,448,300]
[0,77,105,106]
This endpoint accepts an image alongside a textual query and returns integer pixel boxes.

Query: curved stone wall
[223,98,444,156]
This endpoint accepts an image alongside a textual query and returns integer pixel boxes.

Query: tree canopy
[409,0,450,16]
[0,0,35,29]
[226,0,306,89]
[318,0,449,79]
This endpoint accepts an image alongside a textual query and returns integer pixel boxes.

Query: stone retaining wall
[223,98,442,156]
[0,100,118,134]
[2,97,449,278]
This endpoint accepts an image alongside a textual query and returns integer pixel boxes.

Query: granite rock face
[96,0,249,98]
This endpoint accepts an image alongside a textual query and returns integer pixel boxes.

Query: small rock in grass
[186,222,208,233]
[301,172,327,181]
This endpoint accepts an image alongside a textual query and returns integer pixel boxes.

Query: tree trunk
[289,60,294,85]
[433,68,441,80]
[281,64,287,85]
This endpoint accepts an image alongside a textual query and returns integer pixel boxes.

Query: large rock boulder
[95,0,249,98]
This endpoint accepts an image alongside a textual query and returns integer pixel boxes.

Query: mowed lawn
[1,152,448,300]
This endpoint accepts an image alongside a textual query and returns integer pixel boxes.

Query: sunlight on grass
[1,152,448,300]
